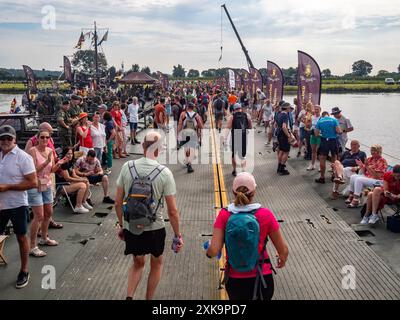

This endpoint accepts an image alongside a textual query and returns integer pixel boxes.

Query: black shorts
[277,133,290,153]
[225,274,274,300]
[123,228,166,257]
[215,112,223,121]
[88,175,104,184]
[0,206,29,235]
[318,138,338,157]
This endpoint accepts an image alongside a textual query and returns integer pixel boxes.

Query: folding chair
[53,182,92,212]
[0,235,8,265]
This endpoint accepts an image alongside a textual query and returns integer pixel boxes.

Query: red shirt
[154,104,166,124]
[383,171,400,195]
[214,207,279,278]
[77,126,94,148]
[111,109,122,127]
[364,156,387,179]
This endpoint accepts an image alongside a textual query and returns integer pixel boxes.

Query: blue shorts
[300,127,307,141]
[0,206,29,235]
[27,187,53,207]
[129,122,138,130]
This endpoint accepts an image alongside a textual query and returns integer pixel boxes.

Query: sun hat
[78,112,88,120]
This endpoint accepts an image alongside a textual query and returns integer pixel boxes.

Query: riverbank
[2,82,400,94]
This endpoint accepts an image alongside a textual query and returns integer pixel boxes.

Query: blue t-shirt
[105,120,115,140]
[316,117,339,139]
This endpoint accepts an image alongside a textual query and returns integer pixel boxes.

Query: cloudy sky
[0,0,399,75]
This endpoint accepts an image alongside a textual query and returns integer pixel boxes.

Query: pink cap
[232,172,257,193]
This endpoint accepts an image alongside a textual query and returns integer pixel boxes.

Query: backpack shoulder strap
[128,160,140,180]
[146,164,165,182]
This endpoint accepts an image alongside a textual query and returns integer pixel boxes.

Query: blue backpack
[225,209,262,272]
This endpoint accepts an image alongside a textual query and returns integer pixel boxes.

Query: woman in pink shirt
[206,172,289,300]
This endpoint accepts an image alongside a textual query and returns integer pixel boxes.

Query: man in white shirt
[0,125,37,289]
[128,97,140,145]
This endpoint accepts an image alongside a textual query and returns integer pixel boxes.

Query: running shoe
[368,214,380,225]
[16,271,30,289]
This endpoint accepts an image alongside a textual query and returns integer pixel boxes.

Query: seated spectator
[331,140,367,200]
[56,147,92,214]
[345,144,388,208]
[361,165,400,224]
[74,150,115,204]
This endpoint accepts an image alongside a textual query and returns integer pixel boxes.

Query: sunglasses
[39,136,50,140]
[0,136,14,141]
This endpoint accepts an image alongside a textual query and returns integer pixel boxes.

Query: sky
[0,0,399,75]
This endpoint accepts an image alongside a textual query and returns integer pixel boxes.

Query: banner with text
[249,67,263,97]
[22,65,37,92]
[266,61,284,105]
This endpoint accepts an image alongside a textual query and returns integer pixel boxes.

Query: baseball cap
[0,125,16,139]
[233,103,242,110]
[232,172,257,194]
[98,104,107,110]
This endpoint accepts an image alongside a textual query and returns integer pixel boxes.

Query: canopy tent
[118,72,156,85]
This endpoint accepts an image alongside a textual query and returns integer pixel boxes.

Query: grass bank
[284,83,400,94]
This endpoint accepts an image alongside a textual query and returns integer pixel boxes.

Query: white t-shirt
[128,103,139,123]
[0,146,36,210]
[90,123,106,149]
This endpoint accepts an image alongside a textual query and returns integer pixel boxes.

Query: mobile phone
[385,191,392,197]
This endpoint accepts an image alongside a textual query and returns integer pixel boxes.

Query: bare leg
[319,155,327,179]
[365,192,373,217]
[127,255,146,299]
[146,255,163,300]
[41,203,53,240]
[102,175,109,197]
[29,206,44,248]
[372,187,383,213]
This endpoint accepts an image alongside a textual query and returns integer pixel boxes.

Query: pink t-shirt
[214,207,279,278]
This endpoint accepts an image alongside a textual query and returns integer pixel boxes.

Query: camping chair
[53,182,92,212]
[0,235,8,264]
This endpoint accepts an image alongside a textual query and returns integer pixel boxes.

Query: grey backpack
[123,161,165,234]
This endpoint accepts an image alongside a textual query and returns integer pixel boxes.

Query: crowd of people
[1,80,399,302]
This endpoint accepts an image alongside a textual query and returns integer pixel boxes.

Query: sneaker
[29,246,47,257]
[360,216,370,225]
[187,164,194,173]
[105,169,112,175]
[368,213,380,225]
[74,206,89,214]
[83,202,93,210]
[16,271,30,289]
[306,164,315,171]
[103,196,115,204]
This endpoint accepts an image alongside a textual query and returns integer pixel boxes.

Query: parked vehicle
[385,78,395,85]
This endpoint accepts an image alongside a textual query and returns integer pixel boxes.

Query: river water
[1,93,399,164]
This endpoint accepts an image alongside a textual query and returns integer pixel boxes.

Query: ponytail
[234,186,254,206]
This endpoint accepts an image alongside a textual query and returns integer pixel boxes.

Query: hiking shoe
[368,213,380,225]
[74,206,89,214]
[103,196,115,204]
[83,202,93,210]
[315,177,325,184]
[279,169,290,175]
[187,165,194,173]
[16,271,30,289]
[360,216,370,225]
[232,170,237,177]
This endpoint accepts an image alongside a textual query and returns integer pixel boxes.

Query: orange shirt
[154,104,166,124]
[228,94,238,105]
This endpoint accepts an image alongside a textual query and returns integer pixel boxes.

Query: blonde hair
[234,186,254,206]
[305,102,314,113]
[371,144,383,155]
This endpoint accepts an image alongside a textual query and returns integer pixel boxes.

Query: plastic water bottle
[172,236,181,253]
[203,240,222,259]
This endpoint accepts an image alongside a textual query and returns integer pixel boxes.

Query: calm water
[1,93,399,163]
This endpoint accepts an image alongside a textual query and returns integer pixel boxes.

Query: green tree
[397,64,400,73]
[322,69,332,78]
[108,66,116,81]
[72,50,107,75]
[352,60,373,77]
[131,64,140,72]
[141,66,151,75]
[377,70,389,77]
[172,64,186,78]
[187,69,200,78]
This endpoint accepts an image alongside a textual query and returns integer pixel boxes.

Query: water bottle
[172,235,181,253]
[203,240,222,259]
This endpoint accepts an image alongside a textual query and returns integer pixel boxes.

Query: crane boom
[221,4,254,69]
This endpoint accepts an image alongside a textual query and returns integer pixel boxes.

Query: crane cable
[218,6,223,62]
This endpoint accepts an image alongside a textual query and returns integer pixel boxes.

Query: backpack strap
[128,160,140,180]
[146,164,165,182]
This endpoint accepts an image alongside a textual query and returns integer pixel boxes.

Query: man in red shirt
[362,165,400,225]
[154,98,167,131]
